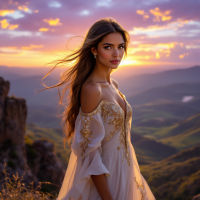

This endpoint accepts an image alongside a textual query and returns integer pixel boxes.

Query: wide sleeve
[56,107,110,200]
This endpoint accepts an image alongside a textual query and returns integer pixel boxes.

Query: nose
[113,48,119,58]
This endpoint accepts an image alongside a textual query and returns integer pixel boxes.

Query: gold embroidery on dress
[79,107,101,157]
[134,177,146,200]
[100,95,131,166]
[78,91,132,165]
[101,102,124,141]
[117,91,131,166]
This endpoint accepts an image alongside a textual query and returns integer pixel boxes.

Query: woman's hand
[91,174,113,200]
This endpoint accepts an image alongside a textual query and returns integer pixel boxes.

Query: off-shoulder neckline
[79,90,127,116]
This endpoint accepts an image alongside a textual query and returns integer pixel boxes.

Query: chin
[110,65,119,70]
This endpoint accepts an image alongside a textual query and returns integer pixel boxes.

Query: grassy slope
[131,132,178,163]
[140,145,200,200]
[132,112,200,150]
[161,127,200,150]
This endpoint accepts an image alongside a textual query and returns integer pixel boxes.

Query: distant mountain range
[124,65,200,95]
[1,65,199,129]
[1,65,199,106]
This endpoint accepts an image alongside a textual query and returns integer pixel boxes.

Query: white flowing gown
[57,90,156,200]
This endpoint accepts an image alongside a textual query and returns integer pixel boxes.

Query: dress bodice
[73,90,133,166]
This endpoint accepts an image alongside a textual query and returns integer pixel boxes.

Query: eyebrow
[102,43,125,46]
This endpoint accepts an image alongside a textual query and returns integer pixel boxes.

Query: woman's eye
[104,46,111,49]
[104,46,124,50]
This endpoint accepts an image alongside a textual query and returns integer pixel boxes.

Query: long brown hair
[37,17,130,148]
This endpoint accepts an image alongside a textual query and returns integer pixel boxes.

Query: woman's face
[93,32,125,69]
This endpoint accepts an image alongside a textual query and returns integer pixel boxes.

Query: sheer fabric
[57,91,156,200]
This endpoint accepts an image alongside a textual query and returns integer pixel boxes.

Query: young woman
[41,17,156,200]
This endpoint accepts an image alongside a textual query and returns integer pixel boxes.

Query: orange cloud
[0,19,9,29]
[136,10,145,15]
[179,53,188,58]
[21,44,43,50]
[18,5,29,12]
[136,10,149,20]
[0,10,14,16]
[34,10,38,13]
[128,42,182,60]
[156,42,178,49]
[39,28,49,31]
[149,7,172,21]
[162,16,172,21]
[138,42,180,50]
[8,24,19,30]
[0,19,19,30]
[43,18,62,26]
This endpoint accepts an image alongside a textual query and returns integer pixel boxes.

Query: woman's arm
[81,82,113,200]
[91,174,113,200]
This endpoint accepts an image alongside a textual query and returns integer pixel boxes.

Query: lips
[110,60,119,64]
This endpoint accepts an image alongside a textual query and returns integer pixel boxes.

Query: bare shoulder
[111,78,119,89]
[80,81,102,113]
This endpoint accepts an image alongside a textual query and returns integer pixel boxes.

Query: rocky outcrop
[0,77,9,137]
[27,139,65,187]
[0,77,33,185]
[0,77,65,191]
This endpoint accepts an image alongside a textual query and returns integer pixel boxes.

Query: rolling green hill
[131,132,178,164]
[140,145,200,200]
[160,112,200,138]
[133,113,200,151]
[160,129,200,150]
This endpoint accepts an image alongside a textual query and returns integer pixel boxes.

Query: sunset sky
[0,0,200,69]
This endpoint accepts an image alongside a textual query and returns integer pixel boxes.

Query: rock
[29,140,65,186]
[0,77,9,135]
[4,98,27,145]
[0,76,65,192]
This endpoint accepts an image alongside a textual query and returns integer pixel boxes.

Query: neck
[91,60,111,84]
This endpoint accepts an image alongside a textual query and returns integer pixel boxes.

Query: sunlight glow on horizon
[0,2,199,68]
